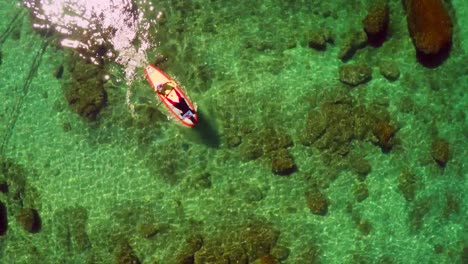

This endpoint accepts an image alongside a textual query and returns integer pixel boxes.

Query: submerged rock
[303,92,397,159]
[337,31,368,61]
[305,188,328,216]
[406,0,452,55]
[431,138,450,167]
[307,29,333,50]
[339,64,372,86]
[17,208,41,233]
[363,1,389,46]
[379,61,400,81]
[63,54,107,120]
[271,149,296,176]
[372,120,396,152]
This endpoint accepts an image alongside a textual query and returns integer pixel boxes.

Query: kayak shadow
[189,109,220,148]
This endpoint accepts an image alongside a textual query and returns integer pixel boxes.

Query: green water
[0,0,466,263]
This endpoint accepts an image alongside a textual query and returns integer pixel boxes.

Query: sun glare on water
[23,0,160,82]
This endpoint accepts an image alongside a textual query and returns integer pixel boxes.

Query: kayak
[144,64,198,127]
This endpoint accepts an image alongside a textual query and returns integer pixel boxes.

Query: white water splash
[23,0,160,83]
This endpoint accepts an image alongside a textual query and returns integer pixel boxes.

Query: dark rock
[0,201,7,236]
[305,188,328,215]
[0,181,8,193]
[339,64,372,86]
[17,208,41,233]
[55,64,64,79]
[175,255,195,264]
[431,138,450,167]
[64,78,107,120]
[63,57,107,120]
[363,1,389,46]
[271,149,297,176]
[372,120,396,152]
[379,61,400,81]
[406,0,452,55]
[153,53,168,66]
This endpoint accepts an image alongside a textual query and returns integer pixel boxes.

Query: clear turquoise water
[0,0,466,263]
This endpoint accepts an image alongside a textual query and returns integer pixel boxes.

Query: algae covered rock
[307,29,334,50]
[65,78,107,120]
[305,187,328,216]
[406,0,452,55]
[271,149,296,176]
[194,219,280,263]
[372,120,396,152]
[17,208,41,233]
[431,138,450,167]
[363,1,389,46]
[337,31,368,61]
[63,54,107,120]
[379,61,400,81]
[339,64,372,86]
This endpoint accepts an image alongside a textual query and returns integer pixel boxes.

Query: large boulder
[406,0,452,55]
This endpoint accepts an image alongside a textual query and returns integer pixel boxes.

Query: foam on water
[23,0,160,82]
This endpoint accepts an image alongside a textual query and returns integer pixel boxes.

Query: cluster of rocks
[306,1,402,87]
[230,126,297,176]
[302,91,397,155]
[174,219,288,263]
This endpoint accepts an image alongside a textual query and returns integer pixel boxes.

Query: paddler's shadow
[188,109,220,148]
